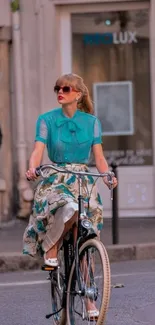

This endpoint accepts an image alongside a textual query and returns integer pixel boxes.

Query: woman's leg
[45,212,78,259]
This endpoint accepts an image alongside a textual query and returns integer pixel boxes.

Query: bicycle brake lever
[107,174,114,201]
[110,186,113,201]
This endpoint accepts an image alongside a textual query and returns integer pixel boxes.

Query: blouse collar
[56,109,82,130]
[55,109,89,143]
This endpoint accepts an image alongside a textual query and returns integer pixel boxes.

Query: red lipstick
[58,95,64,100]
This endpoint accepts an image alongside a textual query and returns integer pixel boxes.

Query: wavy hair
[55,73,94,114]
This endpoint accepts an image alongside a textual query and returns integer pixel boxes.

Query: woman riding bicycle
[23,73,117,316]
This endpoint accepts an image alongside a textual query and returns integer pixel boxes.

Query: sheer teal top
[35,108,102,164]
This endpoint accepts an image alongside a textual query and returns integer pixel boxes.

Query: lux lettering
[113,31,137,44]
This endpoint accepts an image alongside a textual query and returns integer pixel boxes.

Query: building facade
[0,0,155,222]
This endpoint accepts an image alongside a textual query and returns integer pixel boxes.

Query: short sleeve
[92,118,102,145]
[35,116,48,144]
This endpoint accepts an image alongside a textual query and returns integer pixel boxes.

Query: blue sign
[83,33,113,45]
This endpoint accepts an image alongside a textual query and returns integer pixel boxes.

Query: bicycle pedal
[41,264,55,271]
[87,316,99,321]
[86,315,99,322]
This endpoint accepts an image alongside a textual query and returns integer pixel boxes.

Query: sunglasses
[54,85,77,93]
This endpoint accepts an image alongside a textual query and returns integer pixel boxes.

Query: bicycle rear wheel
[66,238,111,325]
[50,249,66,325]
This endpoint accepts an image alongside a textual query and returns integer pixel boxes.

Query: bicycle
[35,164,114,325]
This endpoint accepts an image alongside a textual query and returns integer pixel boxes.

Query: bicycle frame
[57,180,97,311]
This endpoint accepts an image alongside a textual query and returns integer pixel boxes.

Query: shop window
[72,9,152,166]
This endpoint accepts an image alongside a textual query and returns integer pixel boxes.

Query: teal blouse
[35,108,102,164]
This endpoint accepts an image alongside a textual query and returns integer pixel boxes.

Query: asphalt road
[0,259,155,325]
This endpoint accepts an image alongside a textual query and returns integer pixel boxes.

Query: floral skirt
[23,164,103,257]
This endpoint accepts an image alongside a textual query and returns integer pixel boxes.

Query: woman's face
[54,84,81,105]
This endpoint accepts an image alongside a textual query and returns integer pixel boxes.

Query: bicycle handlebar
[35,164,115,182]
[30,164,115,200]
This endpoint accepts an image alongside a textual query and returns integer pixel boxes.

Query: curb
[107,242,155,262]
[1,242,155,273]
[0,253,42,273]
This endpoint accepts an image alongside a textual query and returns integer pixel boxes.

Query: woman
[23,73,117,313]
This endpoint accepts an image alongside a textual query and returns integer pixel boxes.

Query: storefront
[57,0,155,217]
[2,0,155,221]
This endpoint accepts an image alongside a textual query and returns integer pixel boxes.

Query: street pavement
[1,217,155,253]
[0,259,155,325]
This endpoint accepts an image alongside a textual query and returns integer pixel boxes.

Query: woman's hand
[26,167,37,181]
[103,176,118,189]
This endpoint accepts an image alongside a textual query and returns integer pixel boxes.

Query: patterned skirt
[23,164,103,257]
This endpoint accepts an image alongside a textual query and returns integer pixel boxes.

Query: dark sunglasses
[54,85,76,93]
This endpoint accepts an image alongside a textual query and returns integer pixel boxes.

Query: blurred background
[0,0,155,235]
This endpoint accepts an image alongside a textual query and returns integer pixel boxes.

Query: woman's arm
[29,141,45,168]
[26,141,45,180]
[92,143,109,173]
[92,144,117,188]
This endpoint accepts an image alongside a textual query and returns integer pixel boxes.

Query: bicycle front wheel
[66,238,111,325]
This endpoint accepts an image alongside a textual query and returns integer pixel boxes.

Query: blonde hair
[55,73,94,114]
